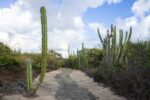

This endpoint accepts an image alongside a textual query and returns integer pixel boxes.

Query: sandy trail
[3,68,126,100]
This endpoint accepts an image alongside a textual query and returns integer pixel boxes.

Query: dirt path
[3,68,126,100]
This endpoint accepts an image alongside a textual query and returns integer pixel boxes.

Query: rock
[0,80,3,87]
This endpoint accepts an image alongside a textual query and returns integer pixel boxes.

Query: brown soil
[0,67,41,97]
[0,65,55,99]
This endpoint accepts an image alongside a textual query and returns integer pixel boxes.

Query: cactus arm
[121,27,132,61]
[127,27,132,42]
[112,26,116,62]
[117,30,124,62]
[97,28,104,48]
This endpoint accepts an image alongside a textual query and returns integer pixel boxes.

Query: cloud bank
[0,0,122,57]
[89,0,150,42]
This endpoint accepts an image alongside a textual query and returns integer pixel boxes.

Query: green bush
[47,50,64,70]
[0,42,21,67]
[86,48,103,67]
[95,64,150,100]
[94,41,150,100]
[127,41,150,67]
[64,48,103,69]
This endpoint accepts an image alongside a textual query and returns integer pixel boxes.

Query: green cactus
[32,6,48,94]
[39,6,48,83]
[81,43,88,68]
[77,48,81,68]
[26,59,33,92]
[68,45,70,58]
[97,25,132,64]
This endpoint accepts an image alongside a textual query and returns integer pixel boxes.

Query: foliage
[65,54,78,68]
[93,25,150,99]
[95,62,150,100]
[94,40,150,100]
[65,47,103,69]
[47,50,64,69]
[127,41,150,67]
[0,42,21,67]
[86,48,103,67]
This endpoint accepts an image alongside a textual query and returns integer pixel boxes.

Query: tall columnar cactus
[26,6,48,94]
[80,43,88,68]
[26,59,33,92]
[39,6,47,83]
[35,6,47,91]
[68,45,70,58]
[77,48,80,68]
[97,25,132,64]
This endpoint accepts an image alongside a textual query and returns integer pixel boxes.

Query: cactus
[97,25,132,64]
[80,43,88,68]
[68,45,70,58]
[26,59,33,92]
[32,6,48,94]
[77,48,80,68]
[39,6,48,83]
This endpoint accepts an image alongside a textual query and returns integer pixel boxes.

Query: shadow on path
[55,69,98,100]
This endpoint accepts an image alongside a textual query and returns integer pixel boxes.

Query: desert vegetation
[64,25,150,100]
[0,5,150,100]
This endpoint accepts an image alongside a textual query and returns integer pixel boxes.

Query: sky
[0,0,150,57]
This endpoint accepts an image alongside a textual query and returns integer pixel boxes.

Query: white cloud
[89,0,150,42]
[88,22,108,48]
[89,22,107,38]
[0,0,122,57]
[132,0,150,17]
[116,0,150,41]
[107,0,122,4]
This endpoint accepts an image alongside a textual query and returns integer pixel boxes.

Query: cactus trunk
[39,6,48,83]
[32,6,48,94]
[26,59,32,92]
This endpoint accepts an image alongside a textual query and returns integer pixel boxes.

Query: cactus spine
[97,25,132,64]
[26,59,32,92]
[39,6,47,83]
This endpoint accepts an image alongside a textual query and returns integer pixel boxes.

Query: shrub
[86,48,103,68]
[0,42,21,67]
[95,41,150,100]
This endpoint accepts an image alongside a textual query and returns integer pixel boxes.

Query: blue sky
[0,0,149,57]
[83,0,135,26]
[82,0,136,47]
[0,0,15,8]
